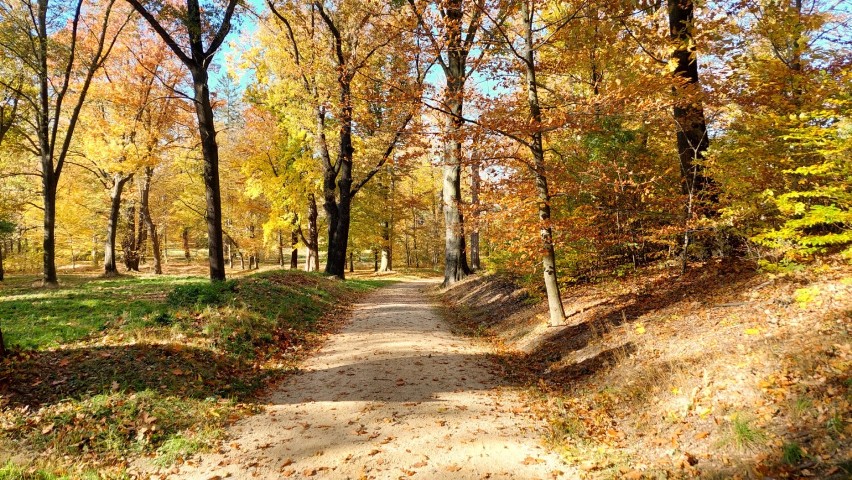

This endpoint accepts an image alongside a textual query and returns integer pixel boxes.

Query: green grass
[723,413,768,451]
[0,269,389,476]
[0,275,200,349]
[782,442,804,465]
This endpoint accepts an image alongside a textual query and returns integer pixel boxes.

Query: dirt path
[168,280,572,479]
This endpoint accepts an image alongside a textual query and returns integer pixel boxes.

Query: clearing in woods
[164,280,571,479]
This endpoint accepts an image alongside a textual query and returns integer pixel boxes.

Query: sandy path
[168,280,572,479]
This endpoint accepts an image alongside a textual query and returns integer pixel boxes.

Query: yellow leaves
[634,323,646,335]
[744,328,760,336]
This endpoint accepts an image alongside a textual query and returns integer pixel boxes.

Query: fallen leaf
[522,456,544,465]
[445,465,462,472]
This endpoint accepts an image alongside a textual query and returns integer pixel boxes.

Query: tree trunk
[668,0,712,202]
[0,243,4,281]
[139,167,162,274]
[92,234,98,266]
[182,227,191,261]
[469,157,481,271]
[305,193,319,272]
[290,230,299,269]
[441,0,473,286]
[349,250,354,273]
[323,80,354,279]
[278,230,285,267]
[122,199,140,271]
[379,220,392,272]
[105,174,132,276]
[522,0,565,326]
[190,67,227,281]
[41,166,58,285]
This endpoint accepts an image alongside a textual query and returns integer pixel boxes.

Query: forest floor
[442,258,852,479]
[154,280,572,480]
[0,268,387,479]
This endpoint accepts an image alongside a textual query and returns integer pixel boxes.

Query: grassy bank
[0,270,389,479]
[439,259,851,479]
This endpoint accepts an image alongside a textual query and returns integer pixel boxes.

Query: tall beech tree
[471,0,569,325]
[407,0,483,286]
[263,0,421,278]
[126,0,240,281]
[0,0,128,285]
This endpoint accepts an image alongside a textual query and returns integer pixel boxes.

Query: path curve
[168,280,571,479]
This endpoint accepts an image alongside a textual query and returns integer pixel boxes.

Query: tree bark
[105,173,132,275]
[139,167,162,274]
[521,0,565,325]
[668,0,712,201]
[0,243,4,281]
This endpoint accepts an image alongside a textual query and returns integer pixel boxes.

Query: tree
[0,0,129,285]
[668,0,713,205]
[482,0,568,324]
[126,0,240,281]
[407,0,483,286]
[262,0,422,278]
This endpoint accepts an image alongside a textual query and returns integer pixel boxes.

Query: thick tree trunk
[469,158,481,271]
[190,68,226,281]
[323,79,354,279]
[441,0,473,286]
[122,200,140,271]
[139,167,162,274]
[522,0,565,326]
[668,0,712,201]
[105,174,132,275]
